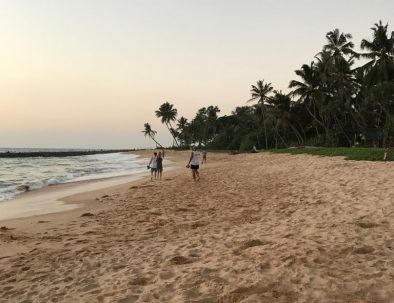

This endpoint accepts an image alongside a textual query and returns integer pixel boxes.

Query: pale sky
[1,0,393,149]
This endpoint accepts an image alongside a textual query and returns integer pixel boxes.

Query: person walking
[157,150,164,180]
[148,152,158,180]
[202,149,207,164]
[186,146,200,181]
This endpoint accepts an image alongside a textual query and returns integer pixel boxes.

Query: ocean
[0,148,148,202]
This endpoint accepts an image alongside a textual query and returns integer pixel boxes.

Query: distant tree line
[144,21,394,151]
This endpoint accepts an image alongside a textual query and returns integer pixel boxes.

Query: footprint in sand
[354,246,375,254]
[158,270,175,280]
[241,239,269,249]
[128,277,149,286]
[169,256,194,265]
[356,221,379,228]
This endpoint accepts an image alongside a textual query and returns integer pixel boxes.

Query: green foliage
[144,21,394,155]
[271,147,394,161]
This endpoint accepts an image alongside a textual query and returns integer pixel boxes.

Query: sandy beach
[0,150,393,303]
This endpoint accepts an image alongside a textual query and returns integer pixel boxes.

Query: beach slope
[0,151,393,303]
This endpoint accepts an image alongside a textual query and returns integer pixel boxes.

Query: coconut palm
[142,123,163,148]
[155,102,180,147]
[289,62,328,136]
[268,91,304,146]
[206,106,220,138]
[176,116,189,146]
[360,21,394,82]
[247,80,274,149]
[323,29,359,60]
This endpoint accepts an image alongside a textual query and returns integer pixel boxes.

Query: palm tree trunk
[306,105,330,133]
[262,109,268,150]
[289,122,303,145]
[150,136,163,148]
[276,129,288,147]
[334,115,352,146]
[166,122,180,147]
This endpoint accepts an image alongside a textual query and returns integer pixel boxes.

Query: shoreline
[0,149,135,158]
[0,150,176,222]
[0,172,147,222]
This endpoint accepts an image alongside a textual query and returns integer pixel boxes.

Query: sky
[1,0,393,149]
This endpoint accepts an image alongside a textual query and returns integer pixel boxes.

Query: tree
[360,21,394,145]
[176,116,189,146]
[268,91,304,146]
[323,29,359,60]
[206,106,221,138]
[155,102,180,147]
[247,80,274,149]
[142,123,163,148]
[289,62,328,137]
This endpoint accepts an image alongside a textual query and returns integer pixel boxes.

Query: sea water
[0,149,147,202]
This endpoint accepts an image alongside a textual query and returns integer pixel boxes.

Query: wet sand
[0,150,393,303]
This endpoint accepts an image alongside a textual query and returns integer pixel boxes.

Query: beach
[0,150,393,303]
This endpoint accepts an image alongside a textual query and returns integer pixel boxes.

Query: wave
[0,153,148,202]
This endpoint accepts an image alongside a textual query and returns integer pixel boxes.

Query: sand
[0,150,393,303]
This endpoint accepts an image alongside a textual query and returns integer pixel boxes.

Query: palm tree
[142,123,163,148]
[323,29,359,60]
[176,116,189,146]
[269,91,304,146]
[289,62,328,136]
[247,80,274,149]
[206,106,220,138]
[360,21,394,82]
[155,102,180,147]
[360,21,394,145]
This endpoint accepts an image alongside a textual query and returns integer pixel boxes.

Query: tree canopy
[144,21,394,150]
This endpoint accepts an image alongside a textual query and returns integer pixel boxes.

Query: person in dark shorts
[157,150,164,180]
[186,146,200,181]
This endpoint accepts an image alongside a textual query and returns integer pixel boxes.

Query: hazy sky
[1,0,393,148]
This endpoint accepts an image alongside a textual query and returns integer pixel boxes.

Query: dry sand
[0,150,393,303]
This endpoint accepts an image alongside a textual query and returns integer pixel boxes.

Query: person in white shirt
[186,146,200,181]
[148,152,158,180]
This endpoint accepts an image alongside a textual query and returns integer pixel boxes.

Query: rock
[81,213,94,217]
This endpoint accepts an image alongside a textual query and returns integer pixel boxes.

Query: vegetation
[144,21,394,155]
[142,123,163,148]
[270,147,394,161]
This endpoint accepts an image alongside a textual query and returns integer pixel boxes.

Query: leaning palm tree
[142,123,163,148]
[155,102,180,147]
[247,80,274,149]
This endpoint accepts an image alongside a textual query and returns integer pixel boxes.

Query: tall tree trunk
[150,136,163,148]
[166,122,180,147]
[289,122,303,145]
[262,109,268,150]
[276,129,288,148]
[334,115,352,147]
[306,105,330,133]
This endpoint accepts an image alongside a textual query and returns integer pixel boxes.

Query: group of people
[147,150,164,180]
[147,146,207,181]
